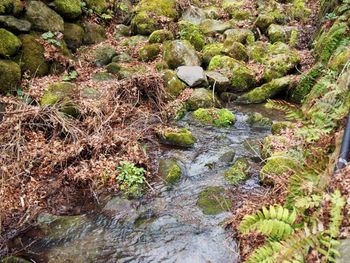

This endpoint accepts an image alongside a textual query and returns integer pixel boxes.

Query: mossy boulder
[17,34,49,77]
[193,108,236,127]
[187,88,221,110]
[157,127,196,148]
[0,0,23,15]
[0,16,31,32]
[224,158,250,185]
[40,82,79,117]
[290,0,311,20]
[92,72,114,81]
[0,28,21,57]
[237,75,298,104]
[148,29,174,43]
[247,112,273,128]
[106,62,121,74]
[224,28,255,45]
[179,22,205,51]
[271,121,296,135]
[0,59,21,94]
[208,55,240,73]
[197,186,232,215]
[255,14,275,32]
[122,35,147,47]
[199,19,232,35]
[116,65,147,79]
[114,24,130,38]
[84,0,108,14]
[53,0,82,20]
[25,1,64,32]
[159,159,182,186]
[0,257,31,263]
[247,41,269,63]
[138,43,161,61]
[163,40,201,69]
[83,22,107,45]
[263,53,300,82]
[223,0,252,20]
[223,41,248,61]
[162,70,187,100]
[267,24,298,44]
[131,0,178,35]
[93,45,116,67]
[63,23,84,51]
[202,43,224,65]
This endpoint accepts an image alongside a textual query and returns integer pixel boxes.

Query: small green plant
[116,161,146,198]
[63,70,79,82]
[41,31,61,47]
[325,12,337,20]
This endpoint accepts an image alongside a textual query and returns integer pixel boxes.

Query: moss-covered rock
[83,22,107,45]
[179,22,205,51]
[159,159,182,186]
[187,88,221,110]
[25,1,64,32]
[197,186,232,215]
[114,24,130,38]
[157,127,196,148]
[0,256,31,263]
[223,0,251,20]
[17,34,49,77]
[268,24,298,44]
[106,62,121,74]
[0,16,31,33]
[199,19,232,35]
[224,158,250,185]
[148,29,174,43]
[40,82,79,117]
[271,121,296,135]
[255,14,275,32]
[237,75,298,104]
[85,0,108,14]
[122,35,147,47]
[0,0,23,15]
[290,0,311,20]
[93,45,116,66]
[247,112,273,128]
[223,41,248,61]
[0,28,21,57]
[63,23,84,51]
[193,108,236,127]
[116,65,147,79]
[53,0,82,20]
[163,40,201,69]
[138,43,161,61]
[131,0,178,35]
[247,41,269,63]
[208,55,240,73]
[202,43,224,65]
[0,59,21,94]
[162,70,187,100]
[92,72,114,81]
[224,28,255,45]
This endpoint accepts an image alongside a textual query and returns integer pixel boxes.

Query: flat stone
[206,71,231,92]
[0,15,31,32]
[176,66,208,87]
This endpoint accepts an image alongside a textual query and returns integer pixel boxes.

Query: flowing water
[19,105,282,263]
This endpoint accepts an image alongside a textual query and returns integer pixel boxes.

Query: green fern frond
[329,190,346,237]
[245,241,282,263]
[266,100,304,121]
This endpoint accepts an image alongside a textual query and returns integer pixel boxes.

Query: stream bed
[17,105,282,263]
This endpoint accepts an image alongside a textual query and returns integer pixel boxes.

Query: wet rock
[338,239,350,263]
[179,21,205,51]
[148,29,174,43]
[200,19,232,35]
[224,28,255,44]
[206,71,231,93]
[197,186,232,215]
[84,0,108,14]
[162,70,187,100]
[163,40,201,69]
[176,66,208,87]
[0,28,21,57]
[224,158,250,185]
[25,1,64,32]
[247,112,273,128]
[83,22,107,45]
[193,108,235,127]
[0,59,21,94]
[187,88,221,110]
[131,0,178,35]
[157,127,196,148]
[64,23,84,51]
[219,150,236,164]
[40,82,79,117]
[202,43,224,66]
[52,0,82,20]
[159,159,182,186]
[223,41,248,61]
[138,43,161,62]
[16,34,49,77]
[0,16,31,32]
[237,75,298,104]
[181,6,206,25]
[93,45,116,66]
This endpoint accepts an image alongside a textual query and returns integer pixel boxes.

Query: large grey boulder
[25,1,64,32]
[176,66,208,87]
[0,16,31,32]
[163,40,201,69]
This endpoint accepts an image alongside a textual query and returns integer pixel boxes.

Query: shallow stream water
[19,105,282,263]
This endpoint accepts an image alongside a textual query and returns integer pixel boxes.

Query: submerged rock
[157,127,196,148]
[197,186,232,215]
[193,108,236,127]
[0,59,21,94]
[159,159,182,186]
[0,16,31,32]
[187,88,221,110]
[224,158,250,185]
[176,66,208,87]
[163,40,201,69]
[0,28,21,57]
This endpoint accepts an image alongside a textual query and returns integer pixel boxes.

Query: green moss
[122,35,147,47]
[116,65,147,79]
[260,135,288,159]
[255,14,275,31]
[138,43,161,61]
[83,22,107,45]
[247,41,268,63]
[1,256,31,263]
[224,158,250,185]
[193,108,236,127]
[16,34,49,77]
[163,40,200,69]
[289,29,299,47]
[106,62,121,74]
[199,19,231,35]
[207,55,240,72]
[93,45,116,66]
[148,29,173,43]
[247,112,272,128]
[223,41,248,61]
[53,0,82,20]
[263,52,300,82]
[271,121,295,135]
[202,43,224,65]
[179,22,205,51]
[224,28,255,44]
[268,24,288,43]
[158,127,196,148]
[0,28,21,57]
[223,0,251,20]
[92,72,114,81]
[187,88,221,110]
[0,0,22,15]
[64,23,84,51]
[162,70,186,100]
[159,159,182,186]
[231,64,256,92]
[85,0,108,14]
[291,0,311,20]
[197,186,232,215]
[155,61,169,71]
[328,46,350,72]
[0,59,21,94]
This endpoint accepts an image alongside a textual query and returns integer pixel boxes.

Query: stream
[17,105,282,263]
